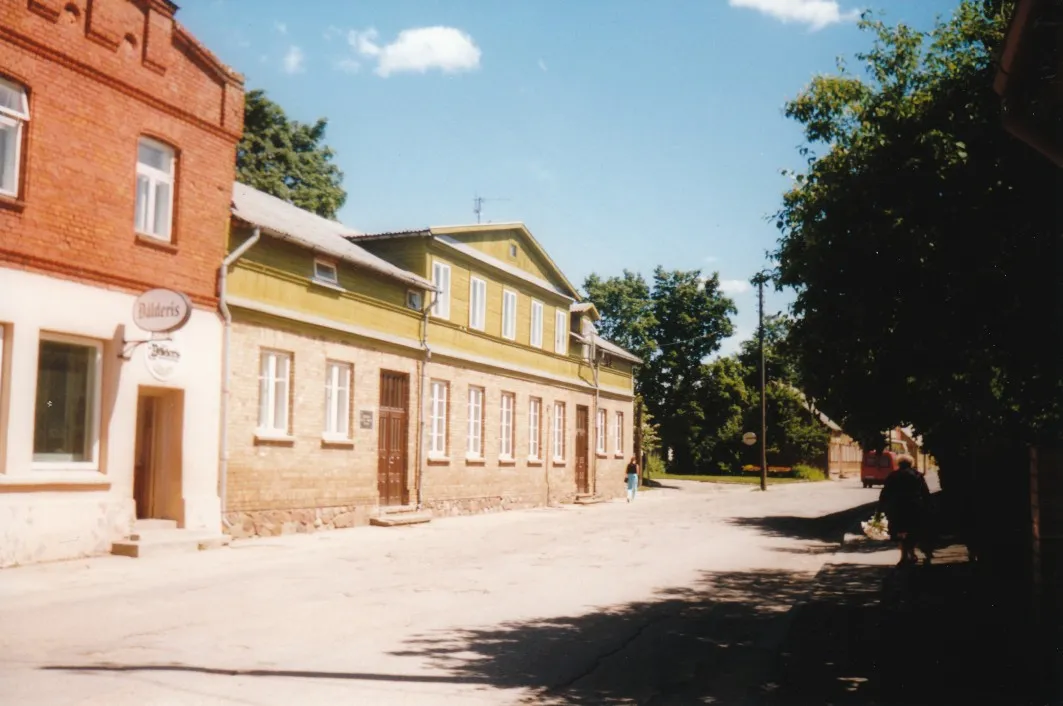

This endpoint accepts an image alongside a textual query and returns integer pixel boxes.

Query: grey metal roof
[570,302,596,313]
[231,182,434,291]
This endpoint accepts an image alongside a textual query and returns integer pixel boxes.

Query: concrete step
[111,531,231,558]
[574,495,607,505]
[134,519,178,531]
[370,511,432,527]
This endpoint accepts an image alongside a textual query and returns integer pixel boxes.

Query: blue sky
[183,0,960,356]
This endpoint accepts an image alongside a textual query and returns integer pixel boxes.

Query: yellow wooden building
[219,184,640,536]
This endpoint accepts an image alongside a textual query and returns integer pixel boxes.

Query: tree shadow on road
[727,499,880,544]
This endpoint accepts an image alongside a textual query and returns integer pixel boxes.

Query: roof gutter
[217,228,261,530]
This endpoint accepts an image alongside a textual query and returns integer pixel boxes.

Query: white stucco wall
[0,266,222,567]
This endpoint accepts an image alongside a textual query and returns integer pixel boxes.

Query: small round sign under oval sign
[144,337,182,382]
[742,431,757,446]
[133,288,192,334]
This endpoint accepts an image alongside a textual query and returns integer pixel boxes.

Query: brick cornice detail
[0,25,242,142]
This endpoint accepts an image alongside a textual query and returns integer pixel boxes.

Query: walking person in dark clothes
[625,456,639,503]
[878,454,934,565]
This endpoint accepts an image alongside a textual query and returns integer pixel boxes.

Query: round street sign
[742,432,757,446]
[133,288,192,334]
[144,337,182,381]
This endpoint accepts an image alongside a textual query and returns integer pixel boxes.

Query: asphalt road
[0,478,885,705]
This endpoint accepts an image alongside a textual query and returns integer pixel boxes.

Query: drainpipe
[217,227,261,529]
[416,289,439,511]
[591,336,600,497]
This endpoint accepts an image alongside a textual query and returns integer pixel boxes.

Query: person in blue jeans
[626,456,640,502]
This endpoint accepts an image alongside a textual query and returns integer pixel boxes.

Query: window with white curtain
[258,350,291,435]
[429,380,448,457]
[500,392,515,459]
[554,309,568,354]
[553,402,566,460]
[596,409,606,454]
[615,412,623,455]
[432,261,451,318]
[502,290,517,340]
[530,300,543,348]
[528,397,542,459]
[467,386,484,457]
[323,361,351,439]
[469,277,487,331]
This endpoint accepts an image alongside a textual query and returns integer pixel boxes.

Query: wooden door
[133,395,157,519]
[576,405,590,494]
[378,371,410,507]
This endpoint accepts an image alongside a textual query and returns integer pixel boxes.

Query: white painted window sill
[465,454,484,462]
[310,278,345,292]
[321,434,354,446]
[1,471,109,486]
[255,430,295,442]
[135,230,172,244]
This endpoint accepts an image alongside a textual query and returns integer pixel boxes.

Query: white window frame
[323,360,352,441]
[431,261,451,319]
[553,402,566,461]
[31,333,103,471]
[429,380,448,458]
[554,309,568,354]
[469,277,487,331]
[500,392,515,459]
[134,136,176,242]
[313,258,339,286]
[257,349,292,437]
[530,300,543,348]
[467,386,484,458]
[528,397,542,461]
[0,77,29,199]
[615,411,623,456]
[502,289,517,341]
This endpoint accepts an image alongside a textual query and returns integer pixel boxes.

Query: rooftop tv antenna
[473,194,510,224]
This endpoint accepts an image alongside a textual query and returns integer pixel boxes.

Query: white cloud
[324,25,342,41]
[716,327,753,358]
[538,58,548,72]
[348,26,481,77]
[718,278,753,295]
[334,57,361,74]
[283,46,305,74]
[728,0,860,31]
[274,21,288,35]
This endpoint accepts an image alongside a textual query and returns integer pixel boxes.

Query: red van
[861,450,900,488]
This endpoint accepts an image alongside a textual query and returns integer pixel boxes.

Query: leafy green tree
[771,1,1062,466]
[583,268,736,472]
[237,89,347,219]
[643,269,736,472]
[695,356,750,473]
[582,270,656,368]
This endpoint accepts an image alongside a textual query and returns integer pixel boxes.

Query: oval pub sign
[133,289,192,334]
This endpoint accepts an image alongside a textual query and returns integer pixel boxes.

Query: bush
[645,455,665,478]
[793,464,827,481]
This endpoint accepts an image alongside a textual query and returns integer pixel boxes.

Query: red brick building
[0,0,244,566]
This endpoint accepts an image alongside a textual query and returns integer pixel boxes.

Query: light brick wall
[225,316,635,537]
[225,317,420,536]
[421,358,632,515]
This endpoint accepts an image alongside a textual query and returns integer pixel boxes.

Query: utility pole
[752,271,769,492]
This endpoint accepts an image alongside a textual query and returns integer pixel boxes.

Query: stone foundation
[224,504,374,538]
